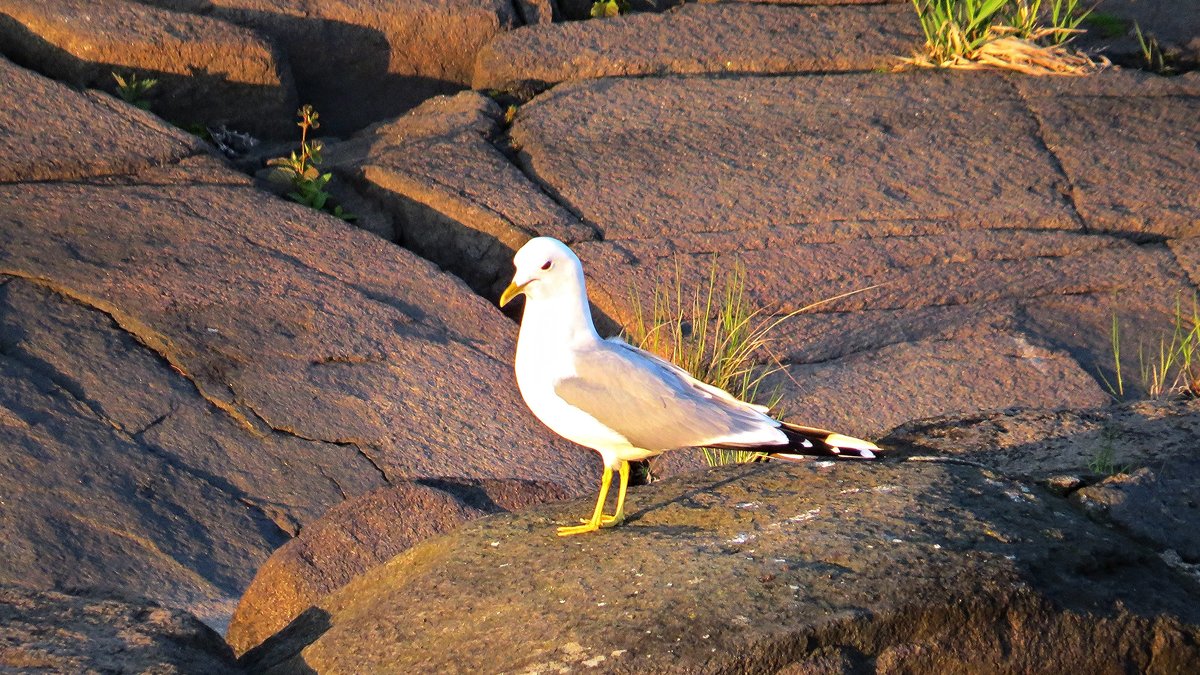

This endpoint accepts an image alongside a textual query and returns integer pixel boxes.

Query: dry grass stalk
[898,35,1108,75]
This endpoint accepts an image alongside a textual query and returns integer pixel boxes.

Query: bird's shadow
[623,462,773,526]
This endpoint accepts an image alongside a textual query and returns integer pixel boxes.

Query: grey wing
[553,341,780,451]
[607,338,772,413]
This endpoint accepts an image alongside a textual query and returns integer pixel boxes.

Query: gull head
[500,237,586,308]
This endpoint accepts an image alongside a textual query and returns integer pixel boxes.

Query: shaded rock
[513,0,555,25]
[156,0,522,134]
[474,4,922,90]
[1073,460,1200,562]
[883,398,1200,480]
[243,461,1200,673]
[325,91,594,298]
[0,586,239,673]
[0,0,296,138]
[1077,0,1200,69]
[0,56,202,183]
[0,61,591,628]
[227,478,572,655]
[886,399,1200,584]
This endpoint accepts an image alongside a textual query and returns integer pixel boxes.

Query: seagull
[500,237,879,536]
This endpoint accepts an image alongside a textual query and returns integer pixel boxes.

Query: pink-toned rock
[227,478,572,655]
[325,91,595,298]
[0,58,591,631]
[1020,93,1200,239]
[0,55,202,182]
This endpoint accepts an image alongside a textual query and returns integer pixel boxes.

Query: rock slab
[474,4,922,90]
[243,460,1200,673]
[0,56,592,629]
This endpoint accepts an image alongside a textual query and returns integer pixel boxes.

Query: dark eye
[541,260,553,270]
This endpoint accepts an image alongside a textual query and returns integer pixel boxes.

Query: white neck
[517,270,600,352]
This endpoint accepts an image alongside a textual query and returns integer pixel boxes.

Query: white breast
[514,323,635,466]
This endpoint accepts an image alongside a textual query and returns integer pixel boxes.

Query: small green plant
[1133,22,1175,74]
[590,0,628,18]
[1101,312,1125,399]
[1081,11,1127,39]
[1044,0,1088,44]
[1101,293,1200,401]
[112,71,157,110]
[268,105,355,222]
[1088,425,1130,476]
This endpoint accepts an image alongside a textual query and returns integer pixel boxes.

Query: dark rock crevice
[237,398,391,487]
[1006,78,1091,234]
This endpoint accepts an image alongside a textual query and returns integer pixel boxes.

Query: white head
[499,237,588,308]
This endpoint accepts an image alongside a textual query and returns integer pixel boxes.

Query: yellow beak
[499,280,526,308]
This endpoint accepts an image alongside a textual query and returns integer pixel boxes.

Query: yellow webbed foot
[557,521,602,536]
[598,514,625,528]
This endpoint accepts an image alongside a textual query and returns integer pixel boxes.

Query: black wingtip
[773,422,881,460]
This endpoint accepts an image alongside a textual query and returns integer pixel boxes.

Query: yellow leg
[599,461,629,527]
[557,465,613,536]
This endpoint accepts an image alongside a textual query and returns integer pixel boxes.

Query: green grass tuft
[623,261,880,467]
[1082,12,1129,38]
[1102,293,1200,401]
[624,259,781,467]
[903,0,1099,72]
[1133,22,1176,74]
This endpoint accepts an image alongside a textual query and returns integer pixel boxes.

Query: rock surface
[0,0,296,137]
[0,56,591,629]
[473,4,922,90]
[0,586,239,673]
[1073,461,1200,563]
[227,478,572,655]
[243,460,1200,673]
[883,398,1200,479]
[503,71,1196,436]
